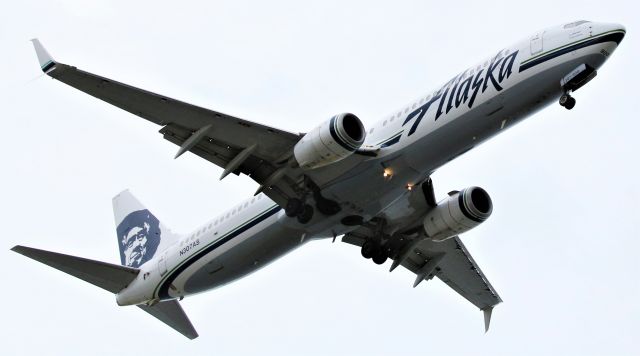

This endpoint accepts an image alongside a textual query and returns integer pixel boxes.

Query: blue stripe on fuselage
[157,205,281,299]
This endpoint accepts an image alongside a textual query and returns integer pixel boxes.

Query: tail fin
[113,190,179,268]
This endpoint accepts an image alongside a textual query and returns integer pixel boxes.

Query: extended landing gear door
[561,64,597,92]
[530,32,543,55]
[158,252,168,277]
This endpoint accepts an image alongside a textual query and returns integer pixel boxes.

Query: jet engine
[423,186,493,241]
[293,113,365,169]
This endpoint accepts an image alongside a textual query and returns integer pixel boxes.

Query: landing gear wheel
[285,198,303,217]
[316,199,341,216]
[372,249,388,265]
[361,241,375,259]
[564,96,576,110]
[559,93,576,110]
[296,204,314,224]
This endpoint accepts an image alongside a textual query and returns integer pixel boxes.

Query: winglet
[483,307,493,333]
[30,38,57,73]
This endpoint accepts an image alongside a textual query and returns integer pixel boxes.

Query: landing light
[383,168,393,179]
[406,184,414,191]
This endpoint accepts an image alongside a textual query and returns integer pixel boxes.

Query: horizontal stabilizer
[11,245,139,293]
[138,300,199,339]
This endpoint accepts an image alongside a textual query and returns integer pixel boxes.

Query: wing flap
[138,300,199,339]
[11,245,139,293]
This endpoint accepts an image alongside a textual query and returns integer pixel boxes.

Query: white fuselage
[117,21,625,306]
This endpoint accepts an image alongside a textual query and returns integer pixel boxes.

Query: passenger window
[404,107,409,113]
[383,120,387,126]
[390,116,394,122]
[226,212,230,219]
[412,103,417,109]
[369,128,374,134]
[244,202,248,208]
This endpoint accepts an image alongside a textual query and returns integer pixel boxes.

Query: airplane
[12,20,625,339]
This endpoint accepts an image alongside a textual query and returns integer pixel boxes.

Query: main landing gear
[285,198,314,224]
[285,176,342,224]
[559,93,576,110]
[361,240,389,265]
[359,218,392,265]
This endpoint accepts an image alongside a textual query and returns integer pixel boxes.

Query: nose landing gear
[559,93,576,110]
[558,63,597,111]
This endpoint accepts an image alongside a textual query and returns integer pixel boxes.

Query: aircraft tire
[372,249,388,265]
[565,96,576,110]
[361,241,375,259]
[296,204,314,224]
[285,198,303,217]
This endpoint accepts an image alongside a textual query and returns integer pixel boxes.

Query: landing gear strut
[285,176,341,224]
[559,93,576,110]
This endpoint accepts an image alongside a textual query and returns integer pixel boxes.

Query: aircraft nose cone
[597,22,626,43]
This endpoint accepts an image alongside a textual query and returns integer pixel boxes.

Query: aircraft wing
[30,39,303,206]
[342,232,502,331]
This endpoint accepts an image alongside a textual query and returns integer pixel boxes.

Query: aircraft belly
[180,220,303,295]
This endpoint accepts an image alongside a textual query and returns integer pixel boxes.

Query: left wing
[31,39,304,206]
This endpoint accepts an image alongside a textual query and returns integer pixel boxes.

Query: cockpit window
[563,20,590,29]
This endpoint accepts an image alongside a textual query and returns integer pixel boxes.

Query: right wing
[31,39,304,206]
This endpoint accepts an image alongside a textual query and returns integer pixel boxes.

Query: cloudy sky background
[1,1,638,355]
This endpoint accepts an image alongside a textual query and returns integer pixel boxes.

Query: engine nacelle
[294,113,365,169]
[423,187,493,241]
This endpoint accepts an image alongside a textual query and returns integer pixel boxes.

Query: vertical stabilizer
[113,190,179,268]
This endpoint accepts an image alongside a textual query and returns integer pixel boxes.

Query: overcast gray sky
[2,1,638,355]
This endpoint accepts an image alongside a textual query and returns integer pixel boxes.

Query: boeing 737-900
[12,20,625,339]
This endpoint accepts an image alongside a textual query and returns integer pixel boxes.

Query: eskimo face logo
[117,209,161,268]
